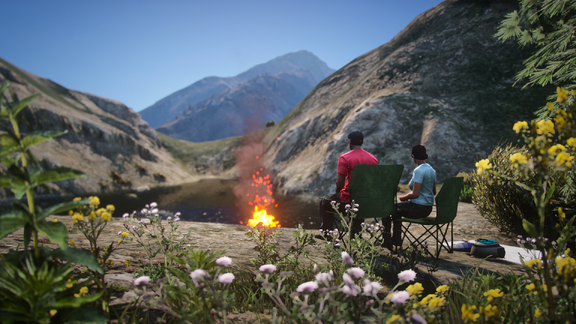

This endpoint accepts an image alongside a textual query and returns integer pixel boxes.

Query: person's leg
[350,217,363,239]
[318,193,341,233]
[393,202,433,246]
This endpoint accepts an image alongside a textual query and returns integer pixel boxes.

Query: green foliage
[472,143,551,236]
[134,264,168,284]
[496,0,576,90]
[0,250,106,323]
[456,172,474,203]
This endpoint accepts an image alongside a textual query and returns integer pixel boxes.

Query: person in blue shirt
[382,144,436,250]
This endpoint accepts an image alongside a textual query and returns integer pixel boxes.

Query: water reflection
[1,179,320,229]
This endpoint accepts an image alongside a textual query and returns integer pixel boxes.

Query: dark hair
[412,145,428,160]
[348,130,364,145]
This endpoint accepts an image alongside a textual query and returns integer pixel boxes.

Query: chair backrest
[434,177,464,224]
[348,164,404,219]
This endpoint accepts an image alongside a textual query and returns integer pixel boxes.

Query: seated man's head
[348,130,363,149]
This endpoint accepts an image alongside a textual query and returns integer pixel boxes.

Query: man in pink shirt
[317,130,378,240]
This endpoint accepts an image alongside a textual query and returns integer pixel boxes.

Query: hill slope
[261,0,554,199]
[140,50,334,129]
[0,57,196,196]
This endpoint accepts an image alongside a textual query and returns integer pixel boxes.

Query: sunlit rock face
[263,0,554,199]
[141,50,335,134]
[0,57,195,197]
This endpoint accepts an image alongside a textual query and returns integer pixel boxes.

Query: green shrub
[471,143,556,237]
[456,172,474,203]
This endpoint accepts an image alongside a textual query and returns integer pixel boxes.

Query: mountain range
[140,50,335,142]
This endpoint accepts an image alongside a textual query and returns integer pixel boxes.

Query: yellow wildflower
[51,219,58,223]
[525,259,542,269]
[69,239,74,244]
[74,294,80,298]
[566,248,572,256]
[121,231,129,238]
[73,197,81,202]
[480,304,499,321]
[406,282,424,296]
[554,114,566,126]
[536,119,555,135]
[124,260,131,266]
[513,121,529,133]
[436,285,449,294]
[89,196,100,206]
[106,204,115,211]
[68,210,74,216]
[101,212,112,222]
[461,304,480,323]
[555,151,574,167]
[556,256,576,273]
[428,296,446,310]
[547,102,555,110]
[510,153,528,165]
[567,137,576,147]
[79,286,88,294]
[118,239,122,243]
[88,212,96,220]
[419,294,435,306]
[535,308,542,318]
[71,213,83,224]
[386,314,401,324]
[483,289,503,302]
[548,144,566,156]
[66,283,73,289]
[475,159,492,175]
[49,310,57,316]
[526,283,535,291]
[559,207,566,221]
[557,87,569,103]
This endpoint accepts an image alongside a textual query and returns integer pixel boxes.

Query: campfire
[245,157,280,227]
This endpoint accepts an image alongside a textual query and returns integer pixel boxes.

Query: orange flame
[246,157,280,227]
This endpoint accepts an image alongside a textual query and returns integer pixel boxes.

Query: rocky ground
[0,201,523,323]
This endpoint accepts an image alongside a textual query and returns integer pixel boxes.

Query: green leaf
[50,248,103,274]
[53,290,104,308]
[522,219,538,238]
[20,130,67,151]
[0,311,29,322]
[0,176,12,188]
[10,93,40,117]
[0,146,19,159]
[37,199,90,221]
[31,167,87,186]
[0,210,28,240]
[57,307,108,324]
[36,220,69,249]
[23,223,32,250]
[0,133,17,146]
[0,80,9,96]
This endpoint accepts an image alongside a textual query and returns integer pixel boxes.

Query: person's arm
[433,181,437,196]
[336,173,346,193]
[399,182,421,201]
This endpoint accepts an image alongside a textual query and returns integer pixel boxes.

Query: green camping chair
[332,164,404,240]
[399,177,464,258]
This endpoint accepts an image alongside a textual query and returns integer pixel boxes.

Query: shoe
[381,232,394,251]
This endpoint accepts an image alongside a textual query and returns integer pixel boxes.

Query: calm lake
[1,179,320,229]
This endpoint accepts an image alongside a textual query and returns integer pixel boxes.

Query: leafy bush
[456,172,474,203]
[471,143,552,237]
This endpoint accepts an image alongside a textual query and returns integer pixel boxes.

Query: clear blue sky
[2,0,443,112]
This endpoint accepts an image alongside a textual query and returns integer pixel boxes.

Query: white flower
[352,208,358,212]
[259,264,277,274]
[132,226,136,229]
[412,313,427,324]
[186,264,190,272]
[141,208,148,214]
[315,272,333,286]
[151,208,159,214]
[296,281,318,294]
[218,273,235,284]
[150,202,157,208]
[342,273,355,287]
[347,267,365,279]
[341,284,360,296]
[190,269,208,282]
[345,204,351,209]
[362,280,383,298]
[341,251,354,266]
[134,276,150,286]
[167,216,172,220]
[174,217,180,222]
[313,264,318,273]
[175,212,181,217]
[216,257,232,267]
[390,290,410,304]
[118,231,122,235]
[122,213,129,218]
[397,269,416,283]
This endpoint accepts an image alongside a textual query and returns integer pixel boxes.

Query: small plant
[0,80,104,322]
[123,202,191,281]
